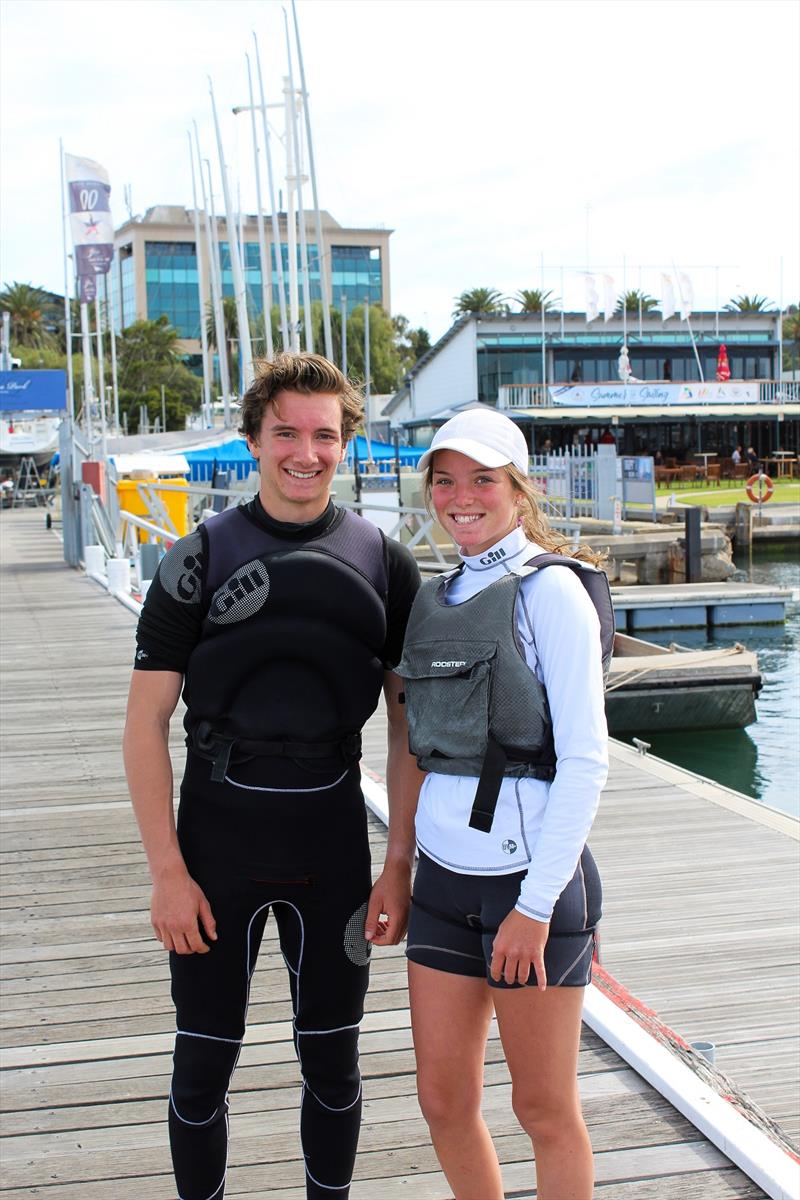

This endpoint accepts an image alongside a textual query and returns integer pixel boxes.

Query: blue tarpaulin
[0,371,67,412]
[347,436,423,467]
[183,439,257,482]
[184,435,423,482]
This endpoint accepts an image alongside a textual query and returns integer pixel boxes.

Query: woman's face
[431,449,518,556]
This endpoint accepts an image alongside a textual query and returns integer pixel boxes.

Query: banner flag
[602,274,616,322]
[65,153,114,277]
[661,274,676,321]
[78,275,98,304]
[583,274,599,323]
[678,272,693,321]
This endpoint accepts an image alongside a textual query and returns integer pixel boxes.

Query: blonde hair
[423,458,604,566]
[239,352,364,443]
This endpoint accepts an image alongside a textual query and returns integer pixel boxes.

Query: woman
[398,409,611,1200]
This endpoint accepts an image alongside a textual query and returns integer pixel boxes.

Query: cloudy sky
[1,0,798,340]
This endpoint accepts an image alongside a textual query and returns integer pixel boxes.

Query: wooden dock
[1,508,797,1198]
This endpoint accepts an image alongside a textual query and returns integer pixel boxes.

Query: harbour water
[625,542,800,817]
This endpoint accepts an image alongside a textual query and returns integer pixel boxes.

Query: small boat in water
[606,633,761,734]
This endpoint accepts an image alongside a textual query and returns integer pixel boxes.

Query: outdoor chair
[732,463,749,481]
[677,465,697,486]
[706,464,721,486]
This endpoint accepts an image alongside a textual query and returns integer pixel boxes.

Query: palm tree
[782,304,800,372]
[614,289,658,315]
[206,296,238,388]
[452,287,506,319]
[723,294,775,313]
[0,282,57,349]
[514,289,558,314]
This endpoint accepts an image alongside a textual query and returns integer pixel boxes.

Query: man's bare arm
[364,670,424,946]
[123,670,216,955]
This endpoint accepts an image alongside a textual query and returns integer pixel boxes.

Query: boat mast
[187,131,213,425]
[283,10,313,352]
[209,76,254,390]
[253,32,290,352]
[292,0,333,361]
[245,53,274,359]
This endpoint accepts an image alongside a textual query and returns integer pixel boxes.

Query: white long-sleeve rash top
[413,525,609,923]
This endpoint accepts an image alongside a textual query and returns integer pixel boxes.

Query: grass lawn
[654,479,800,508]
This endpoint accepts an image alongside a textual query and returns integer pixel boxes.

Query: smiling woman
[398,408,612,1200]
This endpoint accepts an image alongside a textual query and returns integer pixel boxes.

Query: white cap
[417,409,530,475]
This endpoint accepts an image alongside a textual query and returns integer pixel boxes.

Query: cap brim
[417,437,511,473]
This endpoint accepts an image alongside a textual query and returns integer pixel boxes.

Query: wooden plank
[0,509,781,1197]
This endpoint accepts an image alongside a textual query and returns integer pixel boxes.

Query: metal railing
[498,385,548,409]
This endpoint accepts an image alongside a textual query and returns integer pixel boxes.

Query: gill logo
[479,548,506,566]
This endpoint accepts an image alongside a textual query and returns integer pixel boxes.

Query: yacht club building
[385,311,799,461]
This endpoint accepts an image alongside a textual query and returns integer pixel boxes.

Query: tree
[513,289,558,314]
[0,282,57,349]
[392,314,432,375]
[117,316,201,430]
[342,303,404,393]
[205,296,239,390]
[782,304,800,372]
[615,289,658,315]
[723,294,775,313]
[452,287,506,319]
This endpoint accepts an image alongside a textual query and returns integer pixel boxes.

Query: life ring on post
[746,473,774,503]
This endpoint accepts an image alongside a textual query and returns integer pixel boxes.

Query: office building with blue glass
[111,204,391,363]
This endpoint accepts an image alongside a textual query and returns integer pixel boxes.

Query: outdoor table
[764,455,796,479]
[692,452,717,482]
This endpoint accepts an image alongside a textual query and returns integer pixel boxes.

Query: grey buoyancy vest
[397,554,614,832]
[184,504,388,780]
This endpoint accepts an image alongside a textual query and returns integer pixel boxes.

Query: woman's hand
[490,909,549,990]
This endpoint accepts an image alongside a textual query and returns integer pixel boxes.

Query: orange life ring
[746,473,774,503]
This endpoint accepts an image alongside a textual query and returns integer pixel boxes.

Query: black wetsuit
[134,498,420,1200]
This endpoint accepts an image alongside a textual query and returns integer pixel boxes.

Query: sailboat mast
[292,0,333,360]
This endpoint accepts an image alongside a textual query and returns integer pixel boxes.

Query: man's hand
[364,862,412,947]
[151,864,218,955]
[490,909,549,989]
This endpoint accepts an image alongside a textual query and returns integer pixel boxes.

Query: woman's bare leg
[493,985,592,1200]
[408,962,504,1200]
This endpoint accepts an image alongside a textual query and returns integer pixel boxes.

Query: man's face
[246,389,346,523]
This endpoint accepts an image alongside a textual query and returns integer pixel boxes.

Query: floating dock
[611,581,793,630]
[1,509,798,1199]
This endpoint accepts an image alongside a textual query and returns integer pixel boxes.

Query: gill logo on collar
[479,547,506,566]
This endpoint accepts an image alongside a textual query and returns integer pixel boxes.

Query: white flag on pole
[661,274,676,321]
[583,274,599,323]
[602,274,616,322]
[64,153,114,278]
[678,272,694,320]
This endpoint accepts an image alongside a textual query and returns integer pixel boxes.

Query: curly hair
[422,459,604,566]
[239,353,364,443]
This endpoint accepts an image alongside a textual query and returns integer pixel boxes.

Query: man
[123,353,422,1199]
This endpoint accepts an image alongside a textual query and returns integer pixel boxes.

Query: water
[623,543,800,817]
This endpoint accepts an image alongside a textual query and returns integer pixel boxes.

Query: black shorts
[406,848,602,989]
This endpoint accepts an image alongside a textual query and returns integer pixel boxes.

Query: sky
[1,0,798,342]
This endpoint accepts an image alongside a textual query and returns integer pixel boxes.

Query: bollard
[690,1040,716,1065]
[84,544,105,576]
[139,542,162,584]
[106,557,132,594]
[684,506,702,583]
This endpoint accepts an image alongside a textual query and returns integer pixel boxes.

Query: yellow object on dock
[116,475,189,542]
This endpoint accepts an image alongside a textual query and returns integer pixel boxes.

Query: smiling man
[123,353,422,1199]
